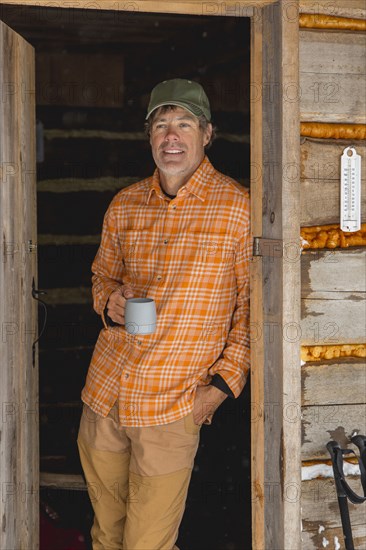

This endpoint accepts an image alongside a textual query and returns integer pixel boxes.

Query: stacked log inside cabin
[299,14,366,549]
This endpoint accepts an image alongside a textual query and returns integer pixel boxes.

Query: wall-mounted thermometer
[341,146,361,233]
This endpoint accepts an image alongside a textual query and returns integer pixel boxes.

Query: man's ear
[203,123,213,147]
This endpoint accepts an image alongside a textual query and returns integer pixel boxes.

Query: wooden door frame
[1,1,302,548]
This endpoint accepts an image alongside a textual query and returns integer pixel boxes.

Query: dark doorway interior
[1,5,251,549]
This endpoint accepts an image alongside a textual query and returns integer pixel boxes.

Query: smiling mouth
[163,149,184,155]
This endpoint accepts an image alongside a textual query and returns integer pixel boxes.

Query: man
[78,78,250,550]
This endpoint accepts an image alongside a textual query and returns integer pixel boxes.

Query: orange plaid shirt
[81,156,251,426]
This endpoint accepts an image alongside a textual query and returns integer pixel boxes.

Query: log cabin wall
[0,5,252,547]
[298,14,366,550]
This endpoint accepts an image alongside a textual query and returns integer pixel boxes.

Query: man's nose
[164,126,179,140]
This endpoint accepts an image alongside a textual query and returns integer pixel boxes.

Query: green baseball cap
[146,78,211,121]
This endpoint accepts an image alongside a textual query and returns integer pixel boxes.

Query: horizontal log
[300,30,366,124]
[299,13,366,30]
[40,472,86,491]
[302,476,366,531]
[38,177,140,193]
[302,360,366,406]
[43,287,92,305]
[301,524,366,550]
[300,138,366,225]
[301,344,366,362]
[36,105,249,135]
[45,129,146,140]
[38,234,101,246]
[302,404,366,460]
[44,128,249,144]
[300,123,366,140]
[37,175,248,193]
[301,297,366,345]
[301,224,366,249]
[301,249,366,297]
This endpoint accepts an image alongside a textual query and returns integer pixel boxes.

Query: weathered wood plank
[300,30,366,124]
[301,297,366,345]
[300,0,366,19]
[302,524,366,550]
[258,2,301,549]
[0,0,267,15]
[0,20,38,550]
[302,360,366,406]
[302,404,366,460]
[301,249,366,297]
[301,139,366,182]
[301,178,366,226]
[300,138,366,225]
[302,476,366,531]
[250,12,265,550]
[5,0,365,19]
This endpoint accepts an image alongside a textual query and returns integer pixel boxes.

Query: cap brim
[145,101,204,120]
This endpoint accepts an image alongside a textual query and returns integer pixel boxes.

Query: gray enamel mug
[124,298,156,335]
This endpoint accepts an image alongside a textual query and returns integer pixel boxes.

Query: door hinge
[253,237,283,258]
[28,239,37,253]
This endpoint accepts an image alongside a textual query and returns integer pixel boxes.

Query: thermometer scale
[340,146,361,233]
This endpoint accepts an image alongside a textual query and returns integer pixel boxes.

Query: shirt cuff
[210,374,235,398]
[103,305,121,327]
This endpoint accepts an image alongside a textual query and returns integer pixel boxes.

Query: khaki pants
[77,402,201,550]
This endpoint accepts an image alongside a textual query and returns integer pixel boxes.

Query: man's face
[149,106,212,182]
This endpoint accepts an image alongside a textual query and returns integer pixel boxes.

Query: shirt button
[137,340,142,345]
[163,239,169,244]
[172,205,177,210]
[125,373,129,379]
[157,275,162,281]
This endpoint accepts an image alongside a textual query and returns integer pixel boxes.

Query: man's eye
[180,123,190,128]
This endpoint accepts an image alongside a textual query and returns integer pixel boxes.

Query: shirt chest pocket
[184,233,237,267]
[122,230,158,274]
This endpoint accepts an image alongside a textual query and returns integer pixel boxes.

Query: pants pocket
[183,411,201,436]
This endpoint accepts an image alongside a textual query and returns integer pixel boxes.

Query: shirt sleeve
[210,374,235,398]
[208,200,251,398]
[91,198,126,329]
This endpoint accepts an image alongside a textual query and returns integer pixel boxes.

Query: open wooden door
[0,20,38,549]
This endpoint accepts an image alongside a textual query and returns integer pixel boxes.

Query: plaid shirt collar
[146,155,216,205]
